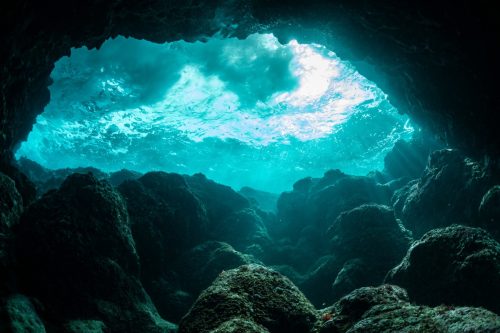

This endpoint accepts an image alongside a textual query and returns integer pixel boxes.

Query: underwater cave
[1,1,500,332]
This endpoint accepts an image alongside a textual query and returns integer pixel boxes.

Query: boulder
[386,225,500,314]
[478,185,500,240]
[326,204,411,299]
[0,294,46,333]
[178,264,317,333]
[399,149,491,237]
[184,173,250,225]
[213,208,271,255]
[313,285,500,333]
[208,318,269,333]
[178,241,258,295]
[15,173,171,332]
[0,172,23,233]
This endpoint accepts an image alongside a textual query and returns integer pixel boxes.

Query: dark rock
[0,172,23,233]
[62,320,106,333]
[313,285,500,333]
[239,186,279,213]
[330,259,372,301]
[178,241,258,295]
[383,133,441,180]
[213,208,271,256]
[0,160,36,207]
[178,264,317,333]
[478,185,500,240]
[327,204,411,298]
[15,172,170,332]
[386,225,500,314]
[0,294,46,333]
[311,177,392,233]
[108,169,142,187]
[347,304,500,333]
[118,171,208,266]
[185,173,250,225]
[399,149,491,237]
[208,318,269,333]
[118,171,209,322]
[15,158,110,197]
[298,255,342,307]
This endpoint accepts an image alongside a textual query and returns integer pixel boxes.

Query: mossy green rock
[178,264,317,333]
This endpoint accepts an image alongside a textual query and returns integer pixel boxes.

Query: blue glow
[16,34,413,192]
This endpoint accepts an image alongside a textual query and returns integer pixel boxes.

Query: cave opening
[15,33,413,192]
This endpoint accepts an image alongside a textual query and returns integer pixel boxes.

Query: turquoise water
[16,34,413,192]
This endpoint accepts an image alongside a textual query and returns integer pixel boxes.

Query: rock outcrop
[178,264,317,333]
[15,173,172,332]
[386,225,500,314]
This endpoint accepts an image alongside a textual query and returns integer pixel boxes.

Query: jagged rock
[62,320,106,333]
[178,241,258,295]
[118,171,209,322]
[383,134,441,180]
[118,171,208,265]
[478,185,500,240]
[15,173,171,332]
[208,318,269,333]
[313,285,500,333]
[185,173,250,225]
[386,225,500,314]
[0,294,46,333]
[326,204,411,299]
[348,304,500,333]
[178,264,317,333]
[400,149,491,237]
[0,172,23,232]
[213,208,271,255]
[330,259,372,301]
[239,187,279,213]
[108,169,142,187]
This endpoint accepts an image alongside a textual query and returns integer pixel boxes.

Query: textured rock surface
[478,185,500,240]
[178,241,258,295]
[386,225,500,314]
[208,318,269,333]
[327,204,411,299]
[0,172,22,233]
[399,149,491,237]
[117,171,209,322]
[0,294,46,333]
[313,285,500,333]
[178,264,317,333]
[15,173,171,332]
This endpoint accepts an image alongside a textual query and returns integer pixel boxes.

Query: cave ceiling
[1,0,499,165]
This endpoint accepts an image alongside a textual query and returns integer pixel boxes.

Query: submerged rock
[327,204,411,299]
[386,225,500,314]
[0,172,23,233]
[15,173,171,332]
[208,318,269,333]
[478,185,500,240]
[399,149,491,237]
[0,294,46,333]
[178,264,317,333]
[118,171,209,322]
[178,241,258,295]
[314,285,500,333]
[213,208,271,256]
[239,186,279,213]
[185,173,250,225]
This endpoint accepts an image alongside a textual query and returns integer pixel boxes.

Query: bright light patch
[16,34,413,192]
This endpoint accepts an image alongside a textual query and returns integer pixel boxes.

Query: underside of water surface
[16,33,413,192]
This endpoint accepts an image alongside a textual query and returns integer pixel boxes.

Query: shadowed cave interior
[1,1,500,333]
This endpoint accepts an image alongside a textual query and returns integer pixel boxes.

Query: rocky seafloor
[1,138,500,332]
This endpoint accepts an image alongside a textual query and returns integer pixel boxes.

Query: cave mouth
[15,33,413,192]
